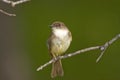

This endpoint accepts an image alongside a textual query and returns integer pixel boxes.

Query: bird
[47,21,72,78]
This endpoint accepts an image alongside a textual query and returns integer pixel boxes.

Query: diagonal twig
[96,34,120,62]
[0,9,16,16]
[1,0,30,16]
[37,34,120,71]
[2,0,30,7]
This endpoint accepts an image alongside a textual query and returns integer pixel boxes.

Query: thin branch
[2,0,30,7]
[37,34,120,71]
[96,34,120,62]
[1,0,30,16]
[36,46,100,71]
[0,9,16,16]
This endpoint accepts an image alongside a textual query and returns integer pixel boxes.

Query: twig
[37,34,120,71]
[0,9,16,16]
[36,46,100,71]
[2,0,30,7]
[1,0,30,16]
[96,34,120,62]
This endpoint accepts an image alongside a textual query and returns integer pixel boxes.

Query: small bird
[47,21,72,78]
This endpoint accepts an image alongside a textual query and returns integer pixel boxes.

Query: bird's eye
[54,23,61,27]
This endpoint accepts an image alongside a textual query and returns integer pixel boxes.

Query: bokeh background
[0,0,120,80]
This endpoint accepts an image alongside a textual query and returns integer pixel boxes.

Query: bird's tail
[51,59,64,78]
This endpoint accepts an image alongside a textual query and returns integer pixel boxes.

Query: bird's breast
[51,30,71,56]
[54,29,68,39]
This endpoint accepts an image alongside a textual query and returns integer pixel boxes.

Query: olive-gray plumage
[47,21,72,78]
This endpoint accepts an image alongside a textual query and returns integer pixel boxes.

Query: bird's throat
[53,29,68,39]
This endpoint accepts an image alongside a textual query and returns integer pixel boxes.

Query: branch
[1,0,30,16]
[0,9,16,16]
[96,34,120,62]
[2,0,30,7]
[36,34,120,71]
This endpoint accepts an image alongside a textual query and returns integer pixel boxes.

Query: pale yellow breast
[54,29,68,39]
[51,29,71,56]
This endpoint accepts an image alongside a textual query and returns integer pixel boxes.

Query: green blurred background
[0,0,120,80]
